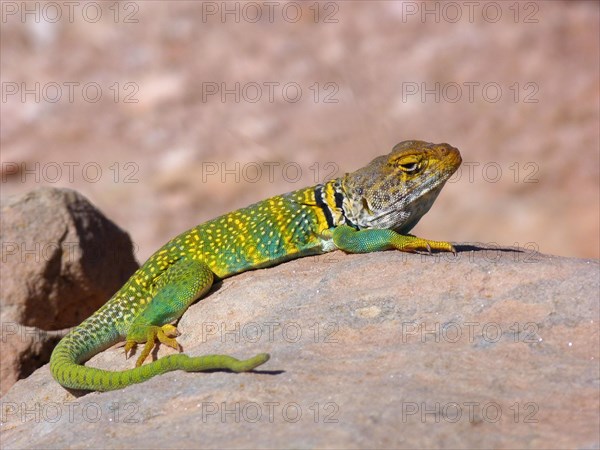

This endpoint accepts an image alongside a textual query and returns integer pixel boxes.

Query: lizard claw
[156,324,182,352]
[124,340,136,359]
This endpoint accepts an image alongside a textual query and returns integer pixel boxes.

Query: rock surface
[0,187,139,394]
[1,248,598,449]
[0,325,62,400]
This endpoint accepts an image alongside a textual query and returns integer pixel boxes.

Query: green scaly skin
[50,140,462,391]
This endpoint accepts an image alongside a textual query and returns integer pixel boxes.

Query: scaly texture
[50,140,462,391]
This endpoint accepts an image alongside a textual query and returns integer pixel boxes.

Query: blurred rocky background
[1,0,598,263]
[1,3,599,446]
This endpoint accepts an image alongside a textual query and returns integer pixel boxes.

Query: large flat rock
[1,247,598,449]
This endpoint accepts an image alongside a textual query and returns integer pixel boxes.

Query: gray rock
[1,247,597,449]
[0,187,139,394]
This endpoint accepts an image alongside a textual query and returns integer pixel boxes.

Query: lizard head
[340,140,461,233]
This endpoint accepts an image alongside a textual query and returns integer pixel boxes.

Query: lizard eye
[400,162,420,173]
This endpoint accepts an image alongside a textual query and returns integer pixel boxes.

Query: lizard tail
[50,326,270,391]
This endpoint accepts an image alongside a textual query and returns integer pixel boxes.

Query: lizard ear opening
[361,197,373,214]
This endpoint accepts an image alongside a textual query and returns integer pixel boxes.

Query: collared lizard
[50,140,462,391]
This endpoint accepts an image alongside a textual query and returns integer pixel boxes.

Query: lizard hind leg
[124,258,214,367]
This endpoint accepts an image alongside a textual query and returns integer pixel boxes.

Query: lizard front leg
[332,224,455,254]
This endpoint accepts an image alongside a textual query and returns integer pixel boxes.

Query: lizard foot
[125,324,182,367]
[395,236,455,254]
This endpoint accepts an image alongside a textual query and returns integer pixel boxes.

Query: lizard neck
[314,178,358,230]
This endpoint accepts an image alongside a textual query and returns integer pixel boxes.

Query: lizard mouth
[438,146,462,173]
